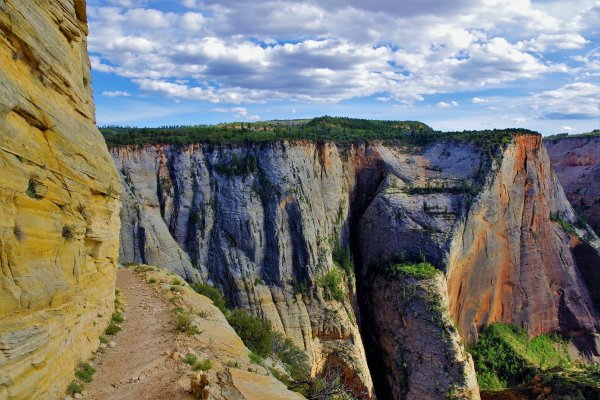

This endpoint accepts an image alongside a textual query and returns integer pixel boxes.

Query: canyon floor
[85,269,192,400]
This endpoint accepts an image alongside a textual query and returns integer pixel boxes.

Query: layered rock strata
[0,1,121,399]
[112,134,600,398]
[546,136,600,236]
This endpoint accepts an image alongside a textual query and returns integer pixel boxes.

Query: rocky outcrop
[112,142,375,397]
[446,135,600,356]
[546,136,600,236]
[112,133,600,398]
[0,1,121,399]
[363,271,479,400]
[132,265,306,400]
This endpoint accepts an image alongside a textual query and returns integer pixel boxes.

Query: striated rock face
[0,1,121,399]
[112,134,600,398]
[546,136,600,236]
[446,136,600,354]
[363,272,480,400]
[112,142,375,397]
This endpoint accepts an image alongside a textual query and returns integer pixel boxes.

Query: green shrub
[99,335,108,344]
[171,278,183,285]
[306,370,354,400]
[385,261,439,280]
[174,311,200,334]
[318,269,345,302]
[332,239,354,276]
[183,353,199,366]
[112,311,124,324]
[66,381,83,395]
[273,333,310,382]
[194,359,212,371]
[227,308,274,358]
[105,321,121,335]
[249,351,264,364]
[148,278,156,283]
[191,282,228,314]
[74,363,96,383]
[215,154,258,177]
[550,212,577,235]
[469,323,571,391]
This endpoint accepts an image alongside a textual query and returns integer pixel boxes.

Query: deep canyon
[1,1,600,400]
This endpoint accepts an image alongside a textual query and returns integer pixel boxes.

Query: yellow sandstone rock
[0,1,121,399]
[137,265,306,400]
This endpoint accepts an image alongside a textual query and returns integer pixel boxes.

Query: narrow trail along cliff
[86,269,192,400]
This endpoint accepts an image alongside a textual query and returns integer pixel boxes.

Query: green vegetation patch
[74,363,96,383]
[249,351,264,364]
[385,261,440,280]
[174,311,200,335]
[105,321,121,335]
[332,238,354,276]
[183,353,199,366]
[544,129,600,141]
[101,116,529,147]
[191,282,228,314]
[469,323,571,391]
[226,308,274,358]
[550,211,578,235]
[318,268,346,302]
[66,381,84,395]
[111,311,125,324]
[273,333,310,383]
[193,359,212,371]
[215,153,258,177]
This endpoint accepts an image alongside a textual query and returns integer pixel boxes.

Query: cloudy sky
[88,0,600,134]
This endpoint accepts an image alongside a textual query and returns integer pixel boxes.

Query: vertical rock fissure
[346,158,391,399]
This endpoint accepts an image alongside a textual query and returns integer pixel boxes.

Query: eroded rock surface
[0,1,121,399]
[546,136,600,236]
[112,142,374,397]
[112,134,600,398]
[447,136,600,355]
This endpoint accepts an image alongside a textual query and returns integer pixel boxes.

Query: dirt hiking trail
[85,268,192,400]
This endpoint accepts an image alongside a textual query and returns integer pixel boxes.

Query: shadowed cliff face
[0,1,121,399]
[113,142,376,397]
[546,137,600,237]
[111,134,600,398]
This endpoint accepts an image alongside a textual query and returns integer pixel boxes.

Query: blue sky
[88,0,600,134]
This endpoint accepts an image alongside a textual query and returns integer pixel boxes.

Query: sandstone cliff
[546,135,600,236]
[0,1,121,399]
[112,142,375,397]
[111,131,600,398]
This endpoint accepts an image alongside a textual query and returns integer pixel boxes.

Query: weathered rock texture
[112,142,375,397]
[137,265,306,400]
[112,134,600,398]
[546,136,600,236]
[0,1,121,399]
[447,136,600,350]
[363,272,479,400]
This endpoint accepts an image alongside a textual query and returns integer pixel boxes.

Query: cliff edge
[0,1,121,399]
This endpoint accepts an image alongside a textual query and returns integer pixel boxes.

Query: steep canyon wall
[0,1,121,398]
[546,136,600,237]
[111,133,600,398]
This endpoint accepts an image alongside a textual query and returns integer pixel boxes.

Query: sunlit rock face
[0,1,121,398]
[113,133,600,398]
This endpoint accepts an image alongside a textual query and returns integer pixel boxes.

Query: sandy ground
[85,268,192,400]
